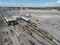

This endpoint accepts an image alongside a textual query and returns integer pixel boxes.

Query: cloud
[0,2,20,7]
[0,2,58,7]
[56,0,60,3]
[23,3,57,7]
[23,0,60,7]
[0,0,60,7]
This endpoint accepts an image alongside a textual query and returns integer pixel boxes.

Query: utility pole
[20,0,23,15]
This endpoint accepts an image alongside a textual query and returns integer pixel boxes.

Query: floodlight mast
[20,0,23,15]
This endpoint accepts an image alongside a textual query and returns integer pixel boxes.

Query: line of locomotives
[18,17,53,41]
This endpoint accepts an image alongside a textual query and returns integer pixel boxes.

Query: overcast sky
[0,0,60,7]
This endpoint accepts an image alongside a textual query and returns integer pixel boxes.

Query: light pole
[20,0,23,15]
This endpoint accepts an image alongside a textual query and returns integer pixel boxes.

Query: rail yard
[0,8,60,45]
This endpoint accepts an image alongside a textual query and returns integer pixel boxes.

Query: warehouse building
[4,16,19,26]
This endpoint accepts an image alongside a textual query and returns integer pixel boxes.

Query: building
[4,16,19,26]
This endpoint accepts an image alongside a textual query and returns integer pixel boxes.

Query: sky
[0,0,60,7]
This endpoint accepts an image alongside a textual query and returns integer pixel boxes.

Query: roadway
[0,11,5,45]
[0,31,3,45]
[7,26,21,45]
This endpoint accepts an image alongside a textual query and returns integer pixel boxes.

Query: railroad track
[19,24,45,45]
[17,20,59,45]
[27,22,60,45]
[24,25,58,45]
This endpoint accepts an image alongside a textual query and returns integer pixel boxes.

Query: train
[21,17,30,22]
[16,17,30,22]
[19,24,32,35]
[27,22,53,41]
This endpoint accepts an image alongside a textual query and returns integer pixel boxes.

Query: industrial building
[4,16,19,26]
